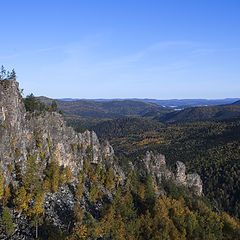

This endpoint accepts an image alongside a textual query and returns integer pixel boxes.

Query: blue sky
[1,0,240,99]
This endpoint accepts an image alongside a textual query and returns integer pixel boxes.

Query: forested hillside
[37,97,171,119]
[156,104,240,123]
[91,117,240,219]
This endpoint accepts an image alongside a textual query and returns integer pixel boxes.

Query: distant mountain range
[37,96,240,123]
[37,96,171,119]
[57,97,240,109]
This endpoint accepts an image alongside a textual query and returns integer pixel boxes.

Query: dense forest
[1,155,240,239]
[90,117,240,220]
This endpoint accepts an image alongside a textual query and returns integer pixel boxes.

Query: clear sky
[1,0,240,99]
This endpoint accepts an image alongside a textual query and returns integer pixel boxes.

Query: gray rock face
[175,161,187,185]
[0,78,116,183]
[138,151,173,185]
[186,173,203,196]
[138,151,203,196]
[0,78,127,239]
[175,161,202,195]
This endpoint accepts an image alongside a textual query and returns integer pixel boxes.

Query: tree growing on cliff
[44,159,60,193]
[0,207,14,236]
[10,69,16,79]
[0,65,6,80]
[51,100,58,112]
[2,185,11,206]
[28,193,44,239]
[22,154,42,194]
[13,186,31,213]
[24,94,39,113]
[24,93,49,113]
[0,169,4,200]
[0,66,16,80]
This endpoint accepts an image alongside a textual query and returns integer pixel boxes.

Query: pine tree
[51,100,58,112]
[0,169,4,200]
[28,193,44,239]
[89,183,99,203]
[144,174,156,208]
[0,207,14,236]
[45,159,60,193]
[70,203,87,240]
[75,182,85,199]
[97,205,115,237]
[0,65,6,80]
[60,166,73,185]
[10,69,16,79]
[3,185,11,206]
[83,212,97,239]
[105,167,114,190]
[23,154,41,194]
[13,186,31,213]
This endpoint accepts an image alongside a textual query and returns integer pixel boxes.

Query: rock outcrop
[137,151,202,196]
[0,78,115,184]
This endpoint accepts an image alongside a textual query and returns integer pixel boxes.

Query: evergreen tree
[10,69,16,79]
[0,169,4,200]
[3,185,11,206]
[28,193,44,239]
[51,100,58,112]
[24,94,38,113]
[23,154,41,194]
[0,207,14,236]
[60,166,73,185]
[0,65,6,79]
[144,174,156,209]
[70,203,87,240]
[13,186,31,213]
[44,159,60,193]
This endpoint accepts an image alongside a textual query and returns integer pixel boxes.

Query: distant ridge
[156,103,240,123]
[232,100,240,106]
[37,96,171,119]
[57,97,240,109]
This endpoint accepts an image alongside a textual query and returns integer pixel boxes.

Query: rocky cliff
[135,151,202,196]
[0,78,117,182]
[0,78,203,239]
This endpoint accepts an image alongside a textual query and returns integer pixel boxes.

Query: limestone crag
[138,151,202,196]
[0,78,115,185]
[137,151,173,182]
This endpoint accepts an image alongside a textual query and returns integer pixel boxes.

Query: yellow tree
[13,186,31,213]
[45,160,60,193]
[69,203,87,240]
[75,183,85,199]
[105,168,114,190]
[60,166,73,184]
[3,185,11,206]
[97,205,115,237]
[111,213,126,240]
[28,193,44,239]
[0,169,4,200]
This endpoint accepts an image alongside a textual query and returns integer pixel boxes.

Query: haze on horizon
[1,0,240,99]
